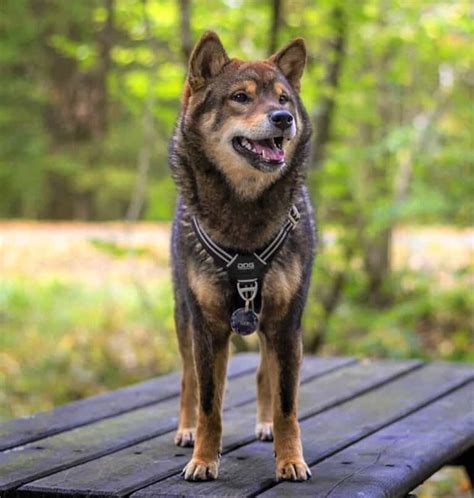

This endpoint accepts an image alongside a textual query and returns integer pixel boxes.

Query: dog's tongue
[251,139,284,162]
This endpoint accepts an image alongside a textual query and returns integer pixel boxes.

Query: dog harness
[191,205,300,335]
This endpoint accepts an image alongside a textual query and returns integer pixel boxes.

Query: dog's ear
[269,38,306,92]
[187,31,229,92]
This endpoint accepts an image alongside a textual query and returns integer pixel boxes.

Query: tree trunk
[268,0,283,56]
[126,0,159,222]
[306,4,348,352]
[312,4,346,169]
[179,0,192,63]
[363,227,392,306]
[43,0,114,144]
[38,0,115,219]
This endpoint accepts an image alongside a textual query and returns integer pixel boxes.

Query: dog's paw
[255,422,273,441]
[182,457,219,481]
[276,457,312,482]
[174,427,196,447]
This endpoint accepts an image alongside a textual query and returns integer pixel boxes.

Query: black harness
[191,205,300,335]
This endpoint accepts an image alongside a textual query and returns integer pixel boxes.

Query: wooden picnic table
[0,353,472,497]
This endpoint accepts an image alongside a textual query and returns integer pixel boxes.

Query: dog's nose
[269,110,294,131]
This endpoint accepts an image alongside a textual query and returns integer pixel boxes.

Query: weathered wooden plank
[133,362,473,497]
[0,352,261,452]
[0,356,352,491]
[20,359,421,496]
[262,382,474,497]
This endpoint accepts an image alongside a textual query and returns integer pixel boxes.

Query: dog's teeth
[241,138,255,151]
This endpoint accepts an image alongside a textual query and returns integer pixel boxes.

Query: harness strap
[191,205,300,314]
[192,214,234,266]
[192,205,300,268]
[258,205,300,262]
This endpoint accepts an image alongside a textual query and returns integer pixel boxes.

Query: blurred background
[0,0,472,494]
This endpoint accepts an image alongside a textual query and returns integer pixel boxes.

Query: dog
[169,31,315,482]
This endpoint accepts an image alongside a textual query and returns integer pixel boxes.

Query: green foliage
[0,276,178,422]
[145,176,176,221]
[0,0,472,224]
[89,238,153,258]
[304,253,473,361]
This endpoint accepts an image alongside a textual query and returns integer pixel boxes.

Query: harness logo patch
[237,262,255,270]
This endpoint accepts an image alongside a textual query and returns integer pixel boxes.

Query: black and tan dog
[169,31,315,482]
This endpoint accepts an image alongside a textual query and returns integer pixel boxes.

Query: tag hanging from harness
[191,205,301,336]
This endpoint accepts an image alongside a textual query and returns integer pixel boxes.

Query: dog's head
[181,31,310,198]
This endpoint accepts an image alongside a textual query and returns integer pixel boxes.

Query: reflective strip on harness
[191,205,301,314]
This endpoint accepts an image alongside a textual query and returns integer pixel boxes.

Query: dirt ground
[0,221,172,284]
[1,221,472,283]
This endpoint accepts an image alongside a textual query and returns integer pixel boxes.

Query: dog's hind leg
[174,292,198,447]
[256,331,274,441]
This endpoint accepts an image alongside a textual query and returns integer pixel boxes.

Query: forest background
[0,2,472,492]
[0,0,474,496]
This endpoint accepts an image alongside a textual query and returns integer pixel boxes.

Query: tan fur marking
[200,112,216,132]
[274,82,288,95]
[264,257,302,311]
[255,333,273,440]
[175,320,198,448]
[185,344,229,479]
[229,80,257,96]
[187,264,223,318]
[204,117,283,199]
[180,326,198,423]
[266,346,309,480]
[196,98,302,199]
[242,112,271,127]
[282,104,303,164]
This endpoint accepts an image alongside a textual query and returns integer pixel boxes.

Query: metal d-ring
[236,279,258,304]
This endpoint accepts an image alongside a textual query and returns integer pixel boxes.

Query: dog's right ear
[187,31,229,92]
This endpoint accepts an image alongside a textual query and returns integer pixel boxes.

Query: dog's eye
[232,92,250,103]
[279,94,289,105]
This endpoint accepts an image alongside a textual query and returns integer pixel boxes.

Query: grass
[316,270,474,361]
[0,276,178,421]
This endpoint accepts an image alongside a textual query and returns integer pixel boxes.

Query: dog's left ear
[269,38,306,92]
[188,31,230,92]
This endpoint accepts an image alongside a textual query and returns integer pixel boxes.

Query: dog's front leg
[262,324,311,482]
[182,318,229,481]
[256,331,274,441]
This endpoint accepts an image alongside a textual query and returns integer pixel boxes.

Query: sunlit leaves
[0,0,471,224]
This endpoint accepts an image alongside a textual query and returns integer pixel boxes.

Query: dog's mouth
[232,136,286,171]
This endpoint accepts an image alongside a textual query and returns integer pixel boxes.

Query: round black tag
[230,308,259,336]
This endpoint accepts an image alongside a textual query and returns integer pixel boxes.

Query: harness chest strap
[191,205,301,315]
